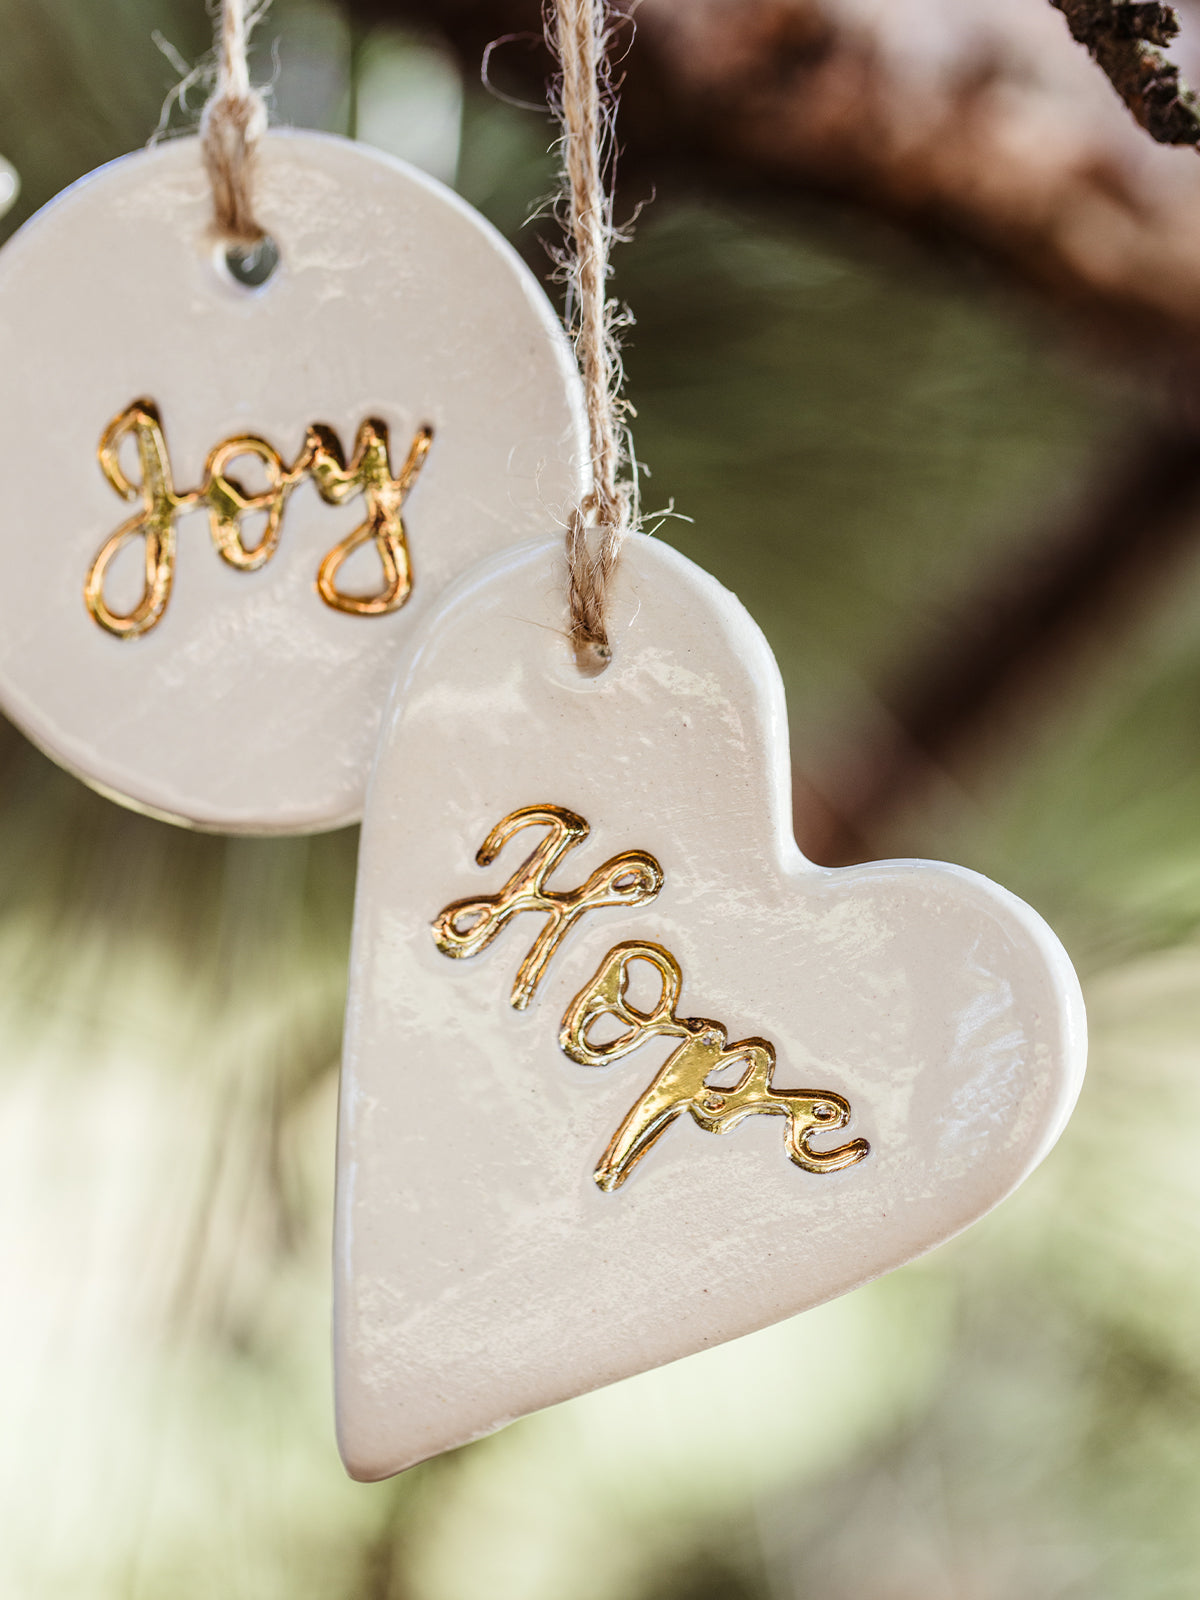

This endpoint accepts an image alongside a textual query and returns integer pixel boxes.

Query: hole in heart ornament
[335,534,1087,1481]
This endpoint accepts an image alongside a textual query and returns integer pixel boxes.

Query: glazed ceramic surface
[335,536,1087,1480]
[0,131,585,831]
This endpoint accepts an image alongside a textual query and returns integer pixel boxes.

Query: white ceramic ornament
[0,130,585,831]
[335,535,1086,1481]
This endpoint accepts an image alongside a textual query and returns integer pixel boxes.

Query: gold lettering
[84,400,198,638]
[308,420,431,617]
[431,803,870,1194]
[83,400,433,637]
[431,804,663,1010]
[203,433,301,572]
[560,941,870,1191]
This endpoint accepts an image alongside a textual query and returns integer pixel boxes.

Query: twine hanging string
[199,0,269,245]
[548,0,636,671]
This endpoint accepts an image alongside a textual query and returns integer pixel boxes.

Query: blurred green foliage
[3,4,1200,1599]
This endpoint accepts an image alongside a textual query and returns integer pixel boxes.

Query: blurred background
[4,0,1200,1595]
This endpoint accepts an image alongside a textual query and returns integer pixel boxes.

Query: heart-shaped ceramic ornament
[335,535,1087,1481]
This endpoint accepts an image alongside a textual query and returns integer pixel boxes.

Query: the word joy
[433,804,870,1191]
[84,399,432,638]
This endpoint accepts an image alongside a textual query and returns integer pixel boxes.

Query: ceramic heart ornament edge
[334,533,1088,1479]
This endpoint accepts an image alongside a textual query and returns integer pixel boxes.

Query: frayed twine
[546,0,640,671]
[200,0,271,246]
[565,508,625,675]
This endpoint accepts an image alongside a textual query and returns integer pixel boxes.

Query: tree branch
[1049,0,1200,145]
[799,406,1200,864]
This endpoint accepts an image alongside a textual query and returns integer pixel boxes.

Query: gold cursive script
[560,940,869,1190]
[432,804,870,1190]
[432,804,664,1010]
[84,399,432,638]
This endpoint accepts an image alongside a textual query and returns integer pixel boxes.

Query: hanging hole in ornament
[221,234,280,291]
[573,637,612,678]
[552,626,625,693]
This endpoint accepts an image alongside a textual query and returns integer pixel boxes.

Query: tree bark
[1049,0,1200,145]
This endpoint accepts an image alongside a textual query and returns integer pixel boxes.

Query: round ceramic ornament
[334,534,1088,1480]
[0,130,586,831]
